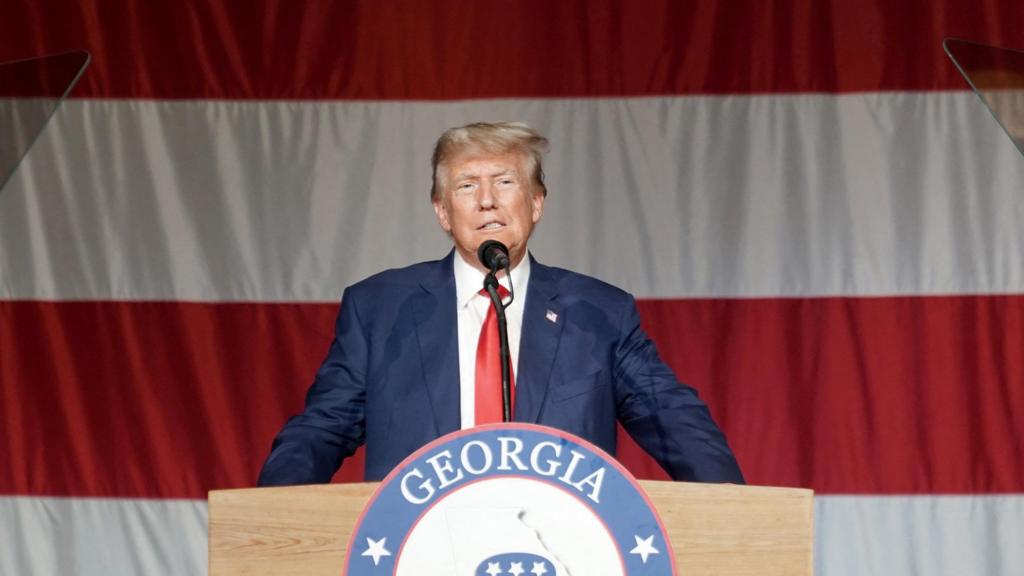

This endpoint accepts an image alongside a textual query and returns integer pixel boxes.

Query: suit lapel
[516,256,563,423]
[413,252,461,436]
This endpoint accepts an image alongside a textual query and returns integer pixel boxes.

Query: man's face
[432,151,545,273]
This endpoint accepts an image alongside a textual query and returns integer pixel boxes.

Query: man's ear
[531,189,545,224]
[433,198,452,232]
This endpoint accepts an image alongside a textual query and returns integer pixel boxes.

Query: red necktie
[475,285,513,425]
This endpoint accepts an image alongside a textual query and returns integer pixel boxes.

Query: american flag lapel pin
[545,309,558,323]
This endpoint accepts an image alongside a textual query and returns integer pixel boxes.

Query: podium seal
[344,423,676,575]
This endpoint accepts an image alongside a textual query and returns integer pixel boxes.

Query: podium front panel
[209,481,812,575]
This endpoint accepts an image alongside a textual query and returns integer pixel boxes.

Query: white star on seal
[361,536,391,566]
[508,561,525,576]
[485,562,502,576]
[530,560,549,575]
[629,534,660,564]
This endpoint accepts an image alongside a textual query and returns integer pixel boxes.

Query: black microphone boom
[477,238,514,422]
[477,240,510,272]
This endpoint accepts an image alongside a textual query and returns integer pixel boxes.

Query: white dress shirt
[453,250,530,429]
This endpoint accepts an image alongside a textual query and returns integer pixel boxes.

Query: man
[258,122,743,485]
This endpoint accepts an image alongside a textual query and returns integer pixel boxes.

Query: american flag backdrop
[1,1,1023,574]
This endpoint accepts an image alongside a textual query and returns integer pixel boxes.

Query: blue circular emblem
[344,423,676,575]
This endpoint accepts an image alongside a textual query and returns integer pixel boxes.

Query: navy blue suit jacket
[258,252,743,484]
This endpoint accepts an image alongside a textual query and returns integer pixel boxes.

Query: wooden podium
[209,481,812,575]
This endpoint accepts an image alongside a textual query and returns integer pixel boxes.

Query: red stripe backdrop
[3,297,1022,498]
[2,0,1024,99]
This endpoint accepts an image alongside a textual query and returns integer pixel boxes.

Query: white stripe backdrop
[4,496,1022,576]
[815,495,1024,575]
[0,496,207,575]
[2,94,1023,302]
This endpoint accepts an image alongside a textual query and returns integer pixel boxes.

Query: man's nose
[476,183,496,208]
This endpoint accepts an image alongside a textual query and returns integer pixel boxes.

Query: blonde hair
[431,121,549,200]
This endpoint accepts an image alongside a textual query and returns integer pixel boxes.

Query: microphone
[477,239,514,422]
[477,240,510,272]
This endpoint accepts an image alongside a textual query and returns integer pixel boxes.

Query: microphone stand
[483,270,513,422]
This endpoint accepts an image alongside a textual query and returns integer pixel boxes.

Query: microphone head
[477,240,510,271]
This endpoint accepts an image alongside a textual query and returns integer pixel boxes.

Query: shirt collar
[454,249,531,309]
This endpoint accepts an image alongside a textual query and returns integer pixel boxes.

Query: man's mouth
[478,221,505,231]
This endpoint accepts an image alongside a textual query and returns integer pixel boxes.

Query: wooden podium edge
[209,481,813,575]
